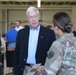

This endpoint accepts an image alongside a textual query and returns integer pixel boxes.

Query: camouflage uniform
[42,33,76,75]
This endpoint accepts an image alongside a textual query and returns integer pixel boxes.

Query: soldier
[35,12,76,75]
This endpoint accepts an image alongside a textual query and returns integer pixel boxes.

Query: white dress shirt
[26,25,40,64]
[15,26,24,31]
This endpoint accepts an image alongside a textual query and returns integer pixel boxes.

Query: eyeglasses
[28,15,38,19]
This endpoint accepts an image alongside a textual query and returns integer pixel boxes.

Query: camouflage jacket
[43,33,76,75]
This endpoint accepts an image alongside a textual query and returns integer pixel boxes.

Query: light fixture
[37,0,41,7]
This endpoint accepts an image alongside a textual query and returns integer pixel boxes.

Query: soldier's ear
[55,26,59,30]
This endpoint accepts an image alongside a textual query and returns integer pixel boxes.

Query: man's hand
[36,66,43,74]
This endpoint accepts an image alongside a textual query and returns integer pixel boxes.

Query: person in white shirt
[1,34,6,50]
[15,20,24,31]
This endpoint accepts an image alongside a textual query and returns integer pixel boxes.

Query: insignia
[47,51,54,59]
[41,36,43,38]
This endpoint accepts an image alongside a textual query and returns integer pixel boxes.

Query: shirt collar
[30,25,40,30]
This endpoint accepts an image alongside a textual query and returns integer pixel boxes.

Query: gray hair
[26,6,39,17]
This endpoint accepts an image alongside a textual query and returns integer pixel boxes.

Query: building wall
[8,9,72,26]
[0,7,76,34]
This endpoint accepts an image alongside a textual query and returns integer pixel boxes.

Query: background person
[5,21,24,74]
[15,20,24,31]
[0,39,3,75]
[1,34,6,50]
[73,28,76,37]
[5,23,16,74]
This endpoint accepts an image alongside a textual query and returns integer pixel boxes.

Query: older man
[14,6,56,75]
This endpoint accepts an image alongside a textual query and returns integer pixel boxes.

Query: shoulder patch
[47,51,54,59]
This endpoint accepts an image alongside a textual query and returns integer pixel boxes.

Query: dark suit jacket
[14,25,56,75]
[73,31,76,37]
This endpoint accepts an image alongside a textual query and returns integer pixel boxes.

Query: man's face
[16,21,20,27]
[27,11,40,29]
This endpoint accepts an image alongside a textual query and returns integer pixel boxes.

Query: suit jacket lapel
[23,27,29,54]
[36,25,45,52]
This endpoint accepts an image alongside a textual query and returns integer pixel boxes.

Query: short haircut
[26,6,39,16]
[10,23,15,28]
[16,20,21,24]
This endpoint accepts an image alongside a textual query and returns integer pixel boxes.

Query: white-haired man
[14,6,56,75]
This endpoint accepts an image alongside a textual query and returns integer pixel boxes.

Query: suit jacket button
[24,59,26,61]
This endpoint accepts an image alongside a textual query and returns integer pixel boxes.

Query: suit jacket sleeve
[14,30,21,75]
